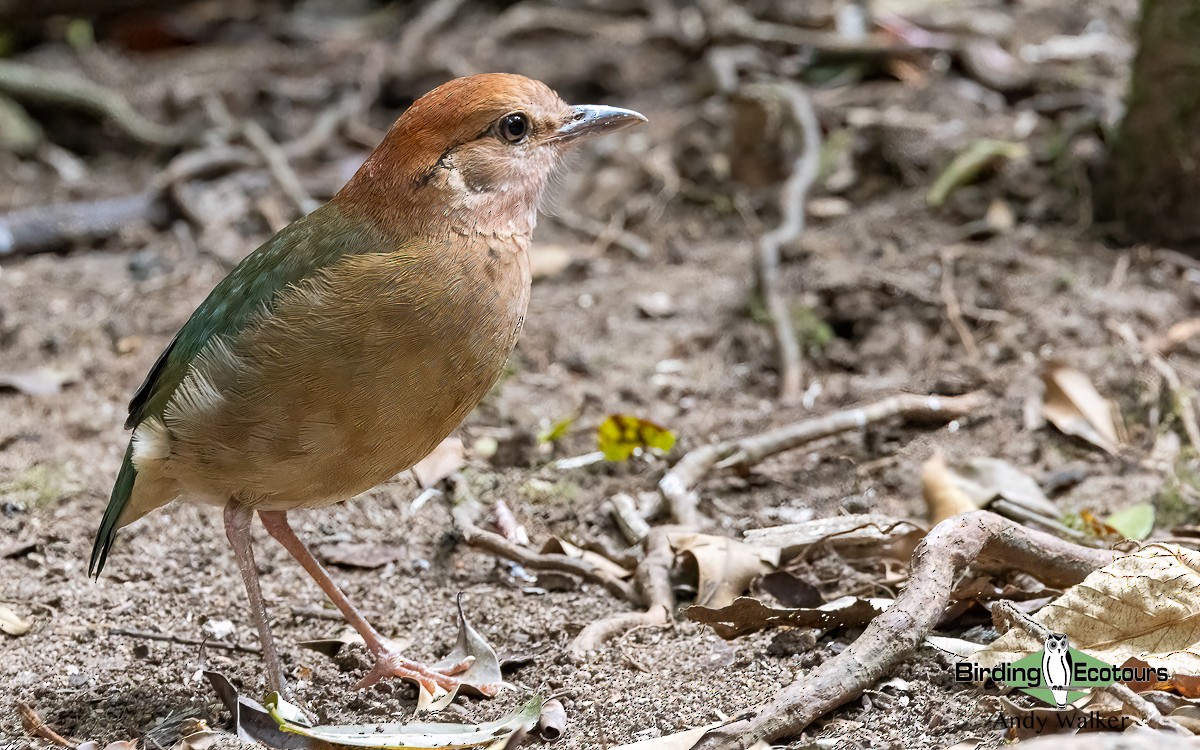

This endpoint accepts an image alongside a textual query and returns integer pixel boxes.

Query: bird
[1041,632,1073,708]
[89,73,645,699]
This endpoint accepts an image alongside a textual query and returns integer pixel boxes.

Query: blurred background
[2,0,1200,748]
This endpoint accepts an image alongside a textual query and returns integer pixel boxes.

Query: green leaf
[265,693,543,749]
[538,414,576,444]
[597,414,676,462]
[1105,502,1155,541]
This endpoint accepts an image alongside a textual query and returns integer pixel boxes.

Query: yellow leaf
[597,414,676,461]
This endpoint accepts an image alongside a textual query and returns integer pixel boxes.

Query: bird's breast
[164,237,532,507]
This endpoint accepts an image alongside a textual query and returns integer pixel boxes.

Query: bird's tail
[90,442,137,578]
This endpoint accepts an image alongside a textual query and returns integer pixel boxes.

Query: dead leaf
[541,537,632,581]
[0,604,30,636]
[530,243,572,280]
[688,595,890,639]
[297,628,370,657]
[1042,362,1120,453]
[420,593,506,711]
[742,514,926,559]
[922,452,1060,524]
[610,724,770,749]
[753,570,823,609]
[597,414,676,462]
[921,452,977,523]
[412,437,464,489]
[0,368,75,396]
[266,690,541,748]
[536,698,566,741]
[204,670,311,749]
[317,542,406,569]
[670,533,780,609]
[976,544,1200,672]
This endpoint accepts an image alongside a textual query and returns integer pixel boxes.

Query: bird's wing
[126,205,384,429]
[92,205,389,577]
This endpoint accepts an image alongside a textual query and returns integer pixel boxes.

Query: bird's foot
[354,653,501,700]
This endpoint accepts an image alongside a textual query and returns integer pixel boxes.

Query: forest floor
[3,1,1200,748]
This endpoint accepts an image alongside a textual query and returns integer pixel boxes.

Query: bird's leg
[223,503,288,696]
[257,510,472,694]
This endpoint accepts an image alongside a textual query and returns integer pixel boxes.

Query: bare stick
[17,703,73,747]
[569,528,674,657]
[609,492,651,546]
[447,476,639,604]
[0,191,167,257]
[109,627,261,654]
[0,60,187,146]
[939,249,980,362]
[749,82,821,403]
[243,121,319,215]
[660,391,988,527]
[550,208,652,260]
[690,511,1117,749]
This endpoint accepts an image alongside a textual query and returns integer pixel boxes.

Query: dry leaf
[412,437,464,489]
[743,514,926,559]
[669,534,780,609]
[1042,362,1120,453]
[976,544,1200,672]
[266,691,542,748]
[688,595,890,639]
[0,604,30,636]
[317,542,406,570]
[921,452,977,523]
[297,628,370,657]
[420,594,507,711]
[541,537,632,581]
[922,452,1059,524]
[611,724,770,750]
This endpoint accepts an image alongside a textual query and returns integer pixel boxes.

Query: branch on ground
[690,511,1117,749]
[659,391,989,527]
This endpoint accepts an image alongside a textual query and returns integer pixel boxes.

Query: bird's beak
[553,105,647,142]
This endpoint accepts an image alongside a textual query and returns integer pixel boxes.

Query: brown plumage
[92,73,645,700]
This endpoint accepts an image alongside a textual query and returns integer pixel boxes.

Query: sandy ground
[3,0,1200,748]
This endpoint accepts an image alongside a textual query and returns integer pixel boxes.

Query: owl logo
[1041,633,1073,707]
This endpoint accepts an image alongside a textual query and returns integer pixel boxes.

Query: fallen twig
[0,191,167,257]
[609,492,651,546]
[690,511,1117,749]
[0,60,188,146]
[939,249,980,362]
[17,703,73,747]
[243,121,319,215]
[109,627,261,654]
[448,475,639,603]
[569,527,674,658]
[744,81,821,403]
[550,208,652,259]
[659,391,989,527]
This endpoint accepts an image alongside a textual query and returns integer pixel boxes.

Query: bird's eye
[497,112,530,143]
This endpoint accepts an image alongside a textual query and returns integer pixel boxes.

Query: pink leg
[224,503,288,695]
[257,510,477,694]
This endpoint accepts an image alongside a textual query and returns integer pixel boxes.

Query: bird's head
[335,73,645,239]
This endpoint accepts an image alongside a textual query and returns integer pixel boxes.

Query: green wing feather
[90,205,383,576]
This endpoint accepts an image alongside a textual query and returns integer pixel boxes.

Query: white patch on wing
[131,417,171,465]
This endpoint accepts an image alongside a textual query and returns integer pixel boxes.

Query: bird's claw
[354,653,486,695]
